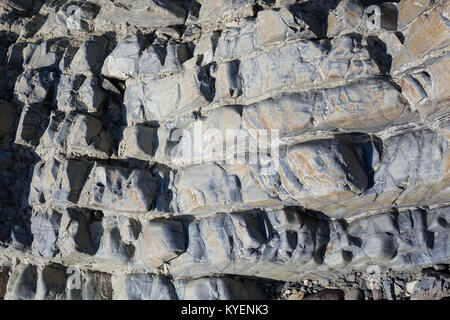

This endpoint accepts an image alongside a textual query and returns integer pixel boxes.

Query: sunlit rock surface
[0,0,449,300]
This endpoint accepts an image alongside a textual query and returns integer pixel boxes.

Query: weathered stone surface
[114,273,177,300]
[95,0,187,29]
[169,205,450,281]
[30,209,62,258]
[4,263,38,300]
[214,7,315,61]
[69,36,110,74]
[135,219,186,268]
[102,35,192,80]
[15,104,48,147]
[169,137,369,214]
[14,70,56,105]
[1,0,450,301]
[78,163,158,213]
[124,66,213,123]
[174,277,268,300]
[399,55,450,123]
[214,34,381,104]
[39,112,113,158]
[37,1,100,36]
[391,0,449,71]
[398,0,437,29]
[29,155,91,205]
[120,125,158,160]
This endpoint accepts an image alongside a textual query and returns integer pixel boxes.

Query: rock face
[0,0,449,300]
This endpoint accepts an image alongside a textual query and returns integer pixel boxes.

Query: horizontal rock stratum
[0,0,449,300]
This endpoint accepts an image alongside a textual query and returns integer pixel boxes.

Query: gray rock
[29,155,91,204]
[58,208,103,258]
[14,70,56,104]
[135,219,186,268]
[116,273,177,300]
[35,265,67,300]
[30,209,62,258]
[102,35,192,80]
[4,263,38,300]
[15,104,48,147]
[214,35,380,105]
[70,36,110,74]
[124,66,213,123]
[78,163,159,213]
[95,0,187,29]
[174,277,267,300]
[37,1,100,35]
[121,125,158,160]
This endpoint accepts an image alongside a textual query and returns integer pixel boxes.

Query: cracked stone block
[4,263,38,300]
[214,7,314,61]
[318,129,449,217]
[196,0,255,27]
[76,76,107,113]
[54,74,84,110]
[121,125,158,160]
[29,156,91,205]
[96,0,187,29]
[170,208,330,280]
[214,35,380,104]
[135,219,185,268]
[65,113,113,158]
[24,39,68,71]
[14,104,48,147]
[14,69,56,105]
[70,36,110,74]
[174,277,268,300]
[327,0,397,38]
[398,0,440,29]
[81,270,113,300]
[170,163,243,214]
[78,163,159,212]
[102,35,192,80]
[58,208,103,258]
[37,1,100,35]
[95,215,136,265]
[371,129,449,208]
[170,138,368,214]
[40,112,113,158]
[124,66,213,123]
[35,265,67,300]
[194,31,220,65]
[243,79,411,136]
[55,75,107,114]
[401,0,449,63]
[114,273,177,300]
[399,55,450,122]
[30,209,62,258]
[169,205,450,281]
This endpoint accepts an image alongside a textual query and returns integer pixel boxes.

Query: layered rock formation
[0,0,449,300]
